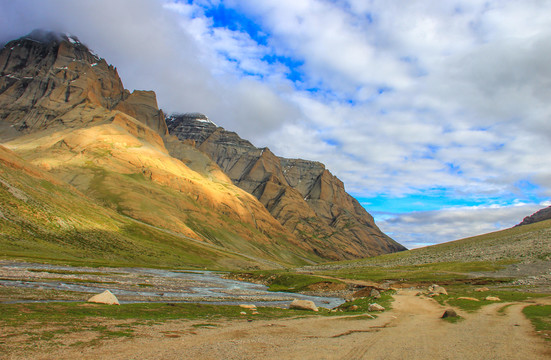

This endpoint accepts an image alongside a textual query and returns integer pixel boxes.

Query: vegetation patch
[337,290,396,314]
[320,260,515,283]
[522,305,551,341]
[267,273,342,293]
[225,271,343,293]
[0,301,325,327]
[433,288,548,312]
[441,315,464,324]
[192,323,218,328]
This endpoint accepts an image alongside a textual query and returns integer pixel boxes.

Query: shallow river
[0,262,344,308]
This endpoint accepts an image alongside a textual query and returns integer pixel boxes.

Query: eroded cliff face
[166,114,407,259]
[0,30,166,140]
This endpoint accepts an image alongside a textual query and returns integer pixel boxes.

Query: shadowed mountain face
[166,114,407,260]
[517,206,551,227]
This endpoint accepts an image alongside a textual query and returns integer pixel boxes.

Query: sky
[1,0,550,249]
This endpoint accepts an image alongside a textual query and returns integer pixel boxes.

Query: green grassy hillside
[303,219,551,282]
[0,145,293,269]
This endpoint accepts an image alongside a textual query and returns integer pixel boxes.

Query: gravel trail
[9,290,550,360]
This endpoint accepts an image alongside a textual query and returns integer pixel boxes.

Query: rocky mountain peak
[166,113,219,147]
[0,29,169,140]
[2,29,101,69]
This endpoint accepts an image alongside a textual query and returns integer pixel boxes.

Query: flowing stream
[0,262,344,308]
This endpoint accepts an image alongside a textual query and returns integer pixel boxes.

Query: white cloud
[377,202,544,249]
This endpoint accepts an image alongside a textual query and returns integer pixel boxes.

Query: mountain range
[0,30,405,268]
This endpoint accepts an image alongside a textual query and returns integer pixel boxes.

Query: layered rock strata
[166,113,407,259]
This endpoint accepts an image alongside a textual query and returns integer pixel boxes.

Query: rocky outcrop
[114,90,168,136]
[0,30,126,139]
[166,113,406,260]
[0,30,167,140]
[428,284,448,296]
[516,206,551,227]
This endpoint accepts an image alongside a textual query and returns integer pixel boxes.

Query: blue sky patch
[204,4,268,46]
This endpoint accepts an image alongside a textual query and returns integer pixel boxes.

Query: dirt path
[8,290,551,360]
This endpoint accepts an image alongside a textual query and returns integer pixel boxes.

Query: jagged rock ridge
[516,206,551,227]
[166,114,407,260]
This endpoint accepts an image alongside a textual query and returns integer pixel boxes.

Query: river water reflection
[0,262,344,309]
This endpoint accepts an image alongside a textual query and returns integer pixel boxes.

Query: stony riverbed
[0,261,345,308]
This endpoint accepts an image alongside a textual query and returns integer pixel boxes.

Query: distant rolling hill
[302,217,551,285]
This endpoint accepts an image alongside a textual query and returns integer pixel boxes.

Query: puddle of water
[0,262,345,309]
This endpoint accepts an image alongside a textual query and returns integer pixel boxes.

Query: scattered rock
[368,303,385,312]
[290,299,318,312]
[349,305,359,311]
[380,282,393,290]
[442,309,458,318]
[352,286,381,298]
[239,304,257,310]
[252,311,259,315]
[240,311,247,315]
[87,290,119,305]
[370,289,381,299]
[457,297,480,301]
[428,284,448,296]
[485,296,501,301]
[475,287,490,292]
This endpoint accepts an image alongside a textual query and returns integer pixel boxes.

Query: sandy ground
[6,290,550,360]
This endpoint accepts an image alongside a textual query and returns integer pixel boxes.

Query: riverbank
[0,261,344,308]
